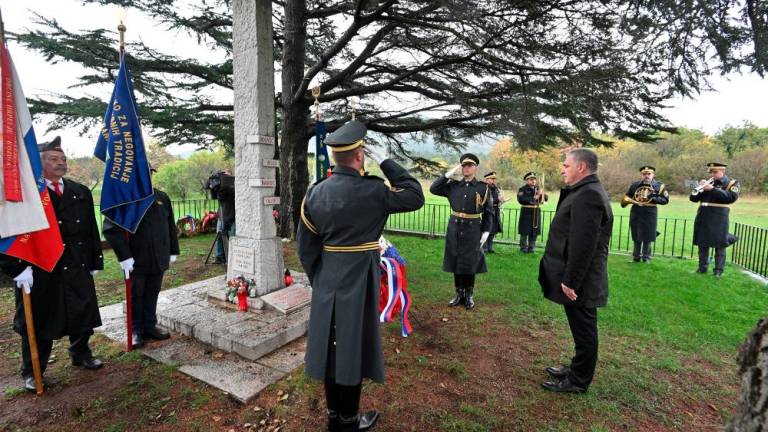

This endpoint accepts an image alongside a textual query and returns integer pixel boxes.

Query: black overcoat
[4,179,103,340]
[517,185,546,236]
[297,160,424,385]
[488,185,503,234]
[626,180,669,243]
[103,189,180,275]
[430,176,494,274]
[690,176,739,248]
[538,175,612,309]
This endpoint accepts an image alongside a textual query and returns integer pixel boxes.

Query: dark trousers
[632,241,653,260]
[215,220,235,261]
[564,304,598,389]
[698,246,726,273]
[21,331,93,377]
[520,234,538,250]
[324,308,362,419]
[482,232,496,252]
[131,273,164,334]
[453,273,475,289]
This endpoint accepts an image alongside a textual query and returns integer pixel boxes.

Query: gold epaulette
[300,198,318,234]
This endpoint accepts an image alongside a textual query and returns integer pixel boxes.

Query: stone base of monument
[96,274,312,403]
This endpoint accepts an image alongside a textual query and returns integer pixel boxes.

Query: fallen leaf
[213,415,221,422]
[395,348,400,354]
[213,352,224,359]
[441,317,449,322]
[708,403,717,411]
[440,382,446,388]
[280,393,289,401]
[253,406,263,412]
[685,411,694,418]
[277,390,284,396]
[244,423,252,428]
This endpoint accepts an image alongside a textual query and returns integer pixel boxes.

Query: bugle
[691,178,714,196]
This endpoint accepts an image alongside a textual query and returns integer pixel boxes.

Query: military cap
[460,153,479,166]
[523,172,537,180]
[707,162,727,169]
[39,136,63,153]
[639,165,655,173]
[325,120,367,152]
[483,171,497,179]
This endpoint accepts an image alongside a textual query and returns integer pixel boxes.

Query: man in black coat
[297,120,424,431]
[2,137,104,392]
[430,153,495,310]
[482,171,504,254]
[624,166,669,262]
[538,148,613,393]
[517,172,547,253]
[103,169,180,349]
[689,162,739,277]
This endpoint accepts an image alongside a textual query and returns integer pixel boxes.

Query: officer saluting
[623,166,669,262]
[297,120,424,431]
[517,172,547,253]
[690,162,739,277]
[430,153,494,309]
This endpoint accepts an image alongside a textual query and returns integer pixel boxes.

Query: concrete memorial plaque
[231,245,255,274]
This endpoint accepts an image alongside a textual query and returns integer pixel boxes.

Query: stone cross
[229,0,284,296]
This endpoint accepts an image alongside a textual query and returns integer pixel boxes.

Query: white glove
[445,164,462,180]
[170,255,178,264]
[119,257,135,279]
[479,232,490,249]
[90,270,99,276]
[365,145,388,165]
[14,266,34,294]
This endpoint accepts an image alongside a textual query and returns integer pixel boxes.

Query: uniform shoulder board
[727,179,739,193]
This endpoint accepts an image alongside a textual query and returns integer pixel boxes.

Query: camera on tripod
[206,171,235,201]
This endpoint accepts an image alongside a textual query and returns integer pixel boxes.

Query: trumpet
[691,178,714,196]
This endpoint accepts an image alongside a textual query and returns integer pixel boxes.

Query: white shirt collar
[45,178,64,190]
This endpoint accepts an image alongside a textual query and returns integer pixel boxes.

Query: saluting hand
[561,283,578,301]
[445,164,462,180]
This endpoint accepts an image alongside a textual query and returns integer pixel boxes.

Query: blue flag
[315,121,330,180]
[94,52,154,233]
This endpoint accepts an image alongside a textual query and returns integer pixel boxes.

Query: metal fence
[385,203,768,278]
[94,198,218,238]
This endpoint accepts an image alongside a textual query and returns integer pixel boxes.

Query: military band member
[690,162,739,277]
[1,137,104,393]
[430,153,494,310]
[482,171,504,253]
[297,120,424,431]
[624,166,669,262]
[517,172,547,253]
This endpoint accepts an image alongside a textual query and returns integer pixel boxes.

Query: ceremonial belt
[323,242,380,253]
[700,202,730,208]
[520,205,540,209]
[451,211,482,219]
[634,203,656,207]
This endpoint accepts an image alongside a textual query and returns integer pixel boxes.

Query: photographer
[207,171,235,264]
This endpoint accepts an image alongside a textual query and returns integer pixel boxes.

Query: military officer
[103,166,180,348]
[482,171,504,253]
[1,137,104,392]
[624,166,669,262]
[297,120,424,431]
[517,172,547,253]
[430,153,494,309]
[690,162,739,277]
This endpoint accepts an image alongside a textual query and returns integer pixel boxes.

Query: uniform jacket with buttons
[103,189,180,275]
[626,179,669,243]
[690,175,739,248]
[1,178,103,339]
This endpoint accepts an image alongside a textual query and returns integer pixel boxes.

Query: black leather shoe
[131,333,145,349]
[541,377,587,393]
[144,326,170,340]
[713,271,723,278]
[23,375,37,392]
[358,411,379,430]
[695,268,707,274]
[72,357,103,370]
[448,288,465,307]
[327,409,340,432]
[464,287,475,310]
[545,365,570,379]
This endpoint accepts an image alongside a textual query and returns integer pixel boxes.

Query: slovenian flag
[0,41,64,272]
[94,51,153,233]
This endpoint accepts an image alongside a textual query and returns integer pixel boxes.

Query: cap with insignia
[460,153,479,166]
[325,120,367,152]
[483,171,496,179]
[39,136,63,153]
[523,172,537,180]
[639,165,655,173]
[707,162,727,169]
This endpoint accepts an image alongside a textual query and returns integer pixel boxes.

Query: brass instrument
[620,184,654,208]
[691,177,714,196]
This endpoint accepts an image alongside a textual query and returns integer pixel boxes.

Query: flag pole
[0,6,44,396]
[117,15,133,352]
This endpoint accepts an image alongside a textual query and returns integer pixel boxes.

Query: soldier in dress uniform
[623,166,669,262]
[482,171,504,254]
[103,166,180,348]
[689,162,739,277]
[1,137,104,392]
[297,120,424,432]
[430,153,494,310]
[517,172,547,253]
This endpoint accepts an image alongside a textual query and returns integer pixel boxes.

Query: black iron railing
[94,198,218,238]
[385,203,767,278]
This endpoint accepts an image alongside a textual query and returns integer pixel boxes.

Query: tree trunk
[726,316,768,432]
[278,0,310,239]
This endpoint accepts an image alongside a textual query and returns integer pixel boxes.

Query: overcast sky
[3,0,768,157]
